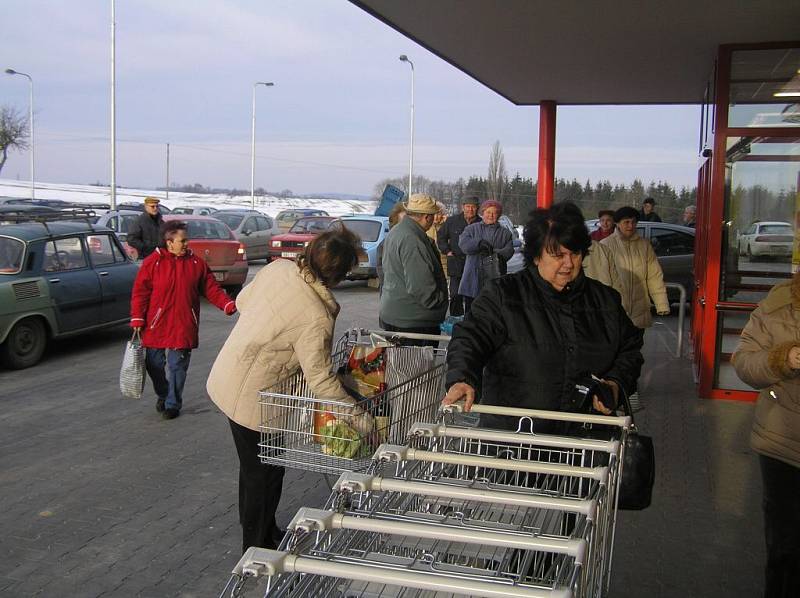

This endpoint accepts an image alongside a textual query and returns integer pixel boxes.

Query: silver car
[213,210,277,262]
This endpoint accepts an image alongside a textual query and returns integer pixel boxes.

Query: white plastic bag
[119,330,146,399]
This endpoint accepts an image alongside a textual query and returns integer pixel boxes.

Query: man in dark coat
[127,196,165,259]
[437,196,481,316]
[638,197,662,222]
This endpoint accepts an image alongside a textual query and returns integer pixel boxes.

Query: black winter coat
[445,266,643,431]
[436,213,480,279]
[127,212,164,259]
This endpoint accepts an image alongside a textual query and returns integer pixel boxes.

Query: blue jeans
[145,348,192,411]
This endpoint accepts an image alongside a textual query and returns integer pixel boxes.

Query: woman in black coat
[443,201,644,431]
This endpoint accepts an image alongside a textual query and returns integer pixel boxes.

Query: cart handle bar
[374,444,609,482]
[411,422,621,455]
[444,401,632,429]
[370,328,450,342]
[233,547,573,598]
[334,471,598,518]
[288,507,587,562]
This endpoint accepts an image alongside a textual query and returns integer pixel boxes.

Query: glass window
[215,214,244,229]
[714,309,757,391]
[728,48,800,128]
[649,227,695,256]
[172,207,191,214]
[0,237,25,274]
[185,220,232,240]
[255,216,269,231]
[719,137,799,305]
[242,218,256,234]
[289,218,332,233]
[43,237,87,272]
[86,234,117,266]
[121,215,138,233]
[342,219,382,242]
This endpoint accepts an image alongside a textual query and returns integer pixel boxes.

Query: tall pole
[399,55,415,197]
[110,0,117,211]
[250,81,274,210]
[165,143,170,202]
[4,69,34,199]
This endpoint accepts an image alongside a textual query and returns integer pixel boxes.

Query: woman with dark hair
[457,200,514,313]
[207,227,372,553]
[443,201,644,431]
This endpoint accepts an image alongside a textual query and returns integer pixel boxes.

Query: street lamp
[251,81,274,209]
[399,55,415,197]
[5,68,35,200]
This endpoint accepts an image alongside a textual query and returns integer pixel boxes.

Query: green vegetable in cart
[320,422,362,459]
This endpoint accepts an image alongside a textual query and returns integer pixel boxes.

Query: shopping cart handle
[371,443,411,462]
[231,547,287,578]
[288,507,337,533]
[443,400,632,428]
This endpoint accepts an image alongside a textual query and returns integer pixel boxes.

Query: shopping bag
[119,330,146,399]
[478,252,502,291]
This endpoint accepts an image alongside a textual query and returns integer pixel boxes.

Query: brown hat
[143,196,160,205]
[405,193,439,215]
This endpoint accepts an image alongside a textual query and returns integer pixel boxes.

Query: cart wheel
[0,317,47,369]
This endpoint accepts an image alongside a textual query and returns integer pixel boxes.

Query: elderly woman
[207,228,369,553]
[732,274,800,597]
[457,200,515,313]
[443,201,643,431]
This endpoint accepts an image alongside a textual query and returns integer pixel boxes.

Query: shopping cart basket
[259,329,448,476]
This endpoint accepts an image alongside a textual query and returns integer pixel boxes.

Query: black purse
[617,390,655,510]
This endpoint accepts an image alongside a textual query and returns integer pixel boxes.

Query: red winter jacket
[130,248,236,349]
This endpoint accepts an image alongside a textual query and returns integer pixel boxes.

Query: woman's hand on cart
[442,382,476,412]
[592,379,619,415]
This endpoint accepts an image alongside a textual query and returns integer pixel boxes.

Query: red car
[163,215,249,293]
[268,216,337,262]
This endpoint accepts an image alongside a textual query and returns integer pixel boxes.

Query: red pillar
[537,100,557,208]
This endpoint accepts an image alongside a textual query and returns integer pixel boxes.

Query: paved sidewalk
[0,294,764,597]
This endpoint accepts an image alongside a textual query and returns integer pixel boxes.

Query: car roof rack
[1,209,99,235]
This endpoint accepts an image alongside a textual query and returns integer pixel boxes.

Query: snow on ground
[0,179,377,217]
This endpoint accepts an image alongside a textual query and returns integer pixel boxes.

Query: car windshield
[185,220,233,240]
[759,224,792,235]
[289,218,332,234]
[342,220,381,242]
[0,237,25,274]
[215,214,244,229]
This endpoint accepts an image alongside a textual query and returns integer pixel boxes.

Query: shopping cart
[258,328,449,477]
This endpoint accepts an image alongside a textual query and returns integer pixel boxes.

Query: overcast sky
[2,0,702,196]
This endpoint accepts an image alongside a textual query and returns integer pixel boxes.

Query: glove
[477,240,494,255]
[224,301,237,315]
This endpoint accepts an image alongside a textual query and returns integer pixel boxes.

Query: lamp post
[399,55,415,197]
[110,0,117,211]
[4,68,35,200]
[251,81,274,209]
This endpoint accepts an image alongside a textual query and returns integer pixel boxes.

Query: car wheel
[0,317,47,369]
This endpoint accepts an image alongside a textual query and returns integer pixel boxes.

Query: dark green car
[0,220,139,369]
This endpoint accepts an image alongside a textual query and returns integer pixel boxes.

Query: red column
[537,100,557,208]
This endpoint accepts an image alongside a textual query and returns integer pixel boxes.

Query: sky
[2,0,702,196]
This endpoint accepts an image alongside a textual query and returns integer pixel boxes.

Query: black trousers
[448,275,466,316]
[379,319,441,348]
[760,455,800,598]
[228,418,286,553]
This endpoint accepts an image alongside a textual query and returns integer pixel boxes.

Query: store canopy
[350,0,800,105]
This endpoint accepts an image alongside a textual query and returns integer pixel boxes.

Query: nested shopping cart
[258,328,449,477]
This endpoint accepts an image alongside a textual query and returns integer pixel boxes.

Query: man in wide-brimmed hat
[128,196,165,259]
[379,193,448,346]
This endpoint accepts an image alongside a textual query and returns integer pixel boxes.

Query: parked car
[95,210,143,259]
[116,202,173,214]
[637,221,696,302]
[171,205,219,216]
[0,205,60,224]
[498,214,522,250]
[0,216,139,368]
[737,221,793,259]
[339,215,390,280]
[162,215,248,294]
[212,210,277,262]
[275,209,330,232]
[268,216,337,261]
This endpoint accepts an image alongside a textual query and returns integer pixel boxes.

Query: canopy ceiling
[350,0,800,105]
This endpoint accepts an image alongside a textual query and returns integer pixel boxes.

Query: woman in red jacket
[130,221,237,419]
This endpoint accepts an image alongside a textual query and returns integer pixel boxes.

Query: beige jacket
[583,240,622,295]
[601,231,669,328]
[206,259,351,432]
[732,274,800,469]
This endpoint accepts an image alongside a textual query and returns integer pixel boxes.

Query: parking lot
[0,261,764,597]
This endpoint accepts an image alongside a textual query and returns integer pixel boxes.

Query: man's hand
[787,346,800,370]
[447,251,454,257]
[442,382,476,412]
[592,379,619,415]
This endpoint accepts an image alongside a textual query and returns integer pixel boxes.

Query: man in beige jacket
[601,206,670,329]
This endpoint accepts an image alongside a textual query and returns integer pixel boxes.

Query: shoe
[156,398,166,413]
[162,408,180,420]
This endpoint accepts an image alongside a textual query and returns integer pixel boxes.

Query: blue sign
[374,184,405,217]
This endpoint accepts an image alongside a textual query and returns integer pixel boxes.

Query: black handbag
[617,390,655,510]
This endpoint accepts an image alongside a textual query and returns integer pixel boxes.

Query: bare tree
[487,140,506,202]
[0,105,29,176]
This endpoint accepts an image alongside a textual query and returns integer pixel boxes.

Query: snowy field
[0,179,377,218]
